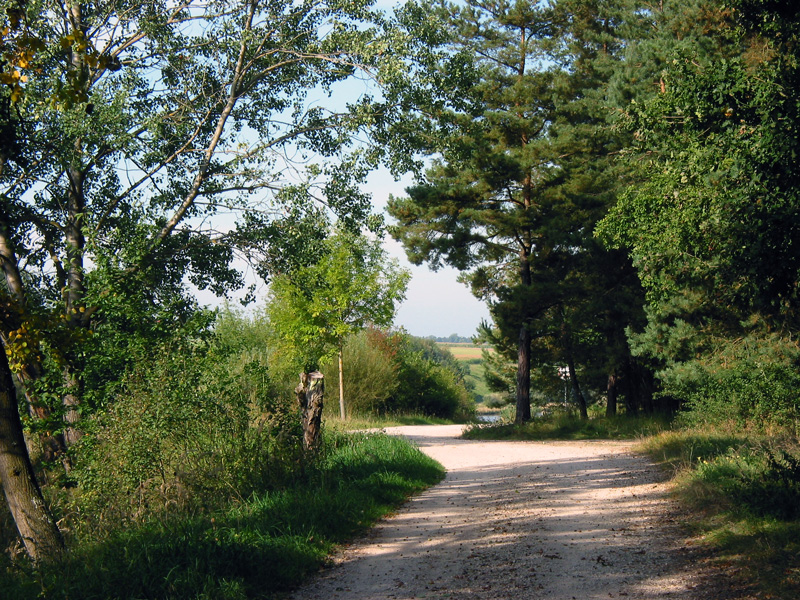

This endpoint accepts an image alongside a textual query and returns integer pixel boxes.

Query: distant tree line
[425,334,475,344]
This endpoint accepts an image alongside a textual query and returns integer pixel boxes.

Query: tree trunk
[295,372,324,452]
[515,324,531,423]
[61,366,82,447]
[606,371,618,418]
[623,357,639,416]
[515,248,532,424]
[566,356,588,420]
[561,316,588,420]
[0,225,70,465]
[0,341,65,562]
[338,346,346,421]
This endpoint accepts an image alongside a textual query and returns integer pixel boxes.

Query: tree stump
[296,371,324,451]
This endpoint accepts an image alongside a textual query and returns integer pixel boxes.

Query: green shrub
[702,448,800,521]
[1,432,443,600]
[319,329,475,421]
[390,340,474,420]
[320,329,399,417]
[655,332,800,432]
[66,342,302,538]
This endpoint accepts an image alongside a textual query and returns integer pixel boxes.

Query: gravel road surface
[289,424,734,600]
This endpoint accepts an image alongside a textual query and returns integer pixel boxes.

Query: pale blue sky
[365,169,491,338]
[193,0,492,338]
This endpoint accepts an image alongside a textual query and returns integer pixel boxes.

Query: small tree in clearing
[267,229,409,420]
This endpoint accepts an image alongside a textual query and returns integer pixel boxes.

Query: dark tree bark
[606,371,618,417]
[295,371,324,452]
[515,249,532,424]
[623,357,639,416]
[0,340,65,562]
[566,355,588,420]
[561,317,588,420]
[515,324,532,424]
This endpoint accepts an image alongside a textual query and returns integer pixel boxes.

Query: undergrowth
[0,431,444,600]
[462,412,669,440]
[639,429,800,599]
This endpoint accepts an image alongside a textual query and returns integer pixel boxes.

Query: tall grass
[639,428,800,599]
[0,431,444,600]
[463,411,669,440]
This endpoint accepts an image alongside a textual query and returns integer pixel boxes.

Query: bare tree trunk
[559,314,588,420]
[623,357,639,416]
[515,248,532,424]
[515,324,531,423]
[338,346,346,421]
[295,372,324,452]
[606,371,618,418]
[0,340,65,562]
[566,356,588,420]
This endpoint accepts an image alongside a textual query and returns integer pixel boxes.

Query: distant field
[467,361,491,398]
[438,344,492,399]
[439,344,486,360]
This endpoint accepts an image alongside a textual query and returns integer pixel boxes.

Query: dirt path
[289,425,724,600]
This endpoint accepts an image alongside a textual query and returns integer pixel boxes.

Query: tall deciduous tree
[0,0,428,561]
[0,302,64,562]
[266,227,409,420]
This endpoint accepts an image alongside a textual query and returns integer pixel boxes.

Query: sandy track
[289,425,725,600]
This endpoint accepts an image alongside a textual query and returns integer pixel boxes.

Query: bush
[671,359,800,431]
[390,335,475,420]
[320,329,475,421]
[320,329,399,417]
[65,340,302,538]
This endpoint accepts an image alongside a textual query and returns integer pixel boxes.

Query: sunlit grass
[640,428,800,599]
[325,412,468,431]
[463,411,669,440]
[0,432,444,600]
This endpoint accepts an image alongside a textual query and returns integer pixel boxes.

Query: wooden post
[295,371,324,451]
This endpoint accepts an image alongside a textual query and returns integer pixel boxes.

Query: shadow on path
[290,425,730,600]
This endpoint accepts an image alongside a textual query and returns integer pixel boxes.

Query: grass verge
[326,413,466,430]
[638,429,800,599]
[462,412,669,440]
[0,431,444,600]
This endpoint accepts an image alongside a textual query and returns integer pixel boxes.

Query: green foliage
[641,429,800,599]
[66,342,302,537]
[319,329,476,421]
[389,335,475,420]
[1,432,444,600]
[389,0,654,422]
[320,329,399,416]
[597,0,800,427]
[266,227,410,373]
